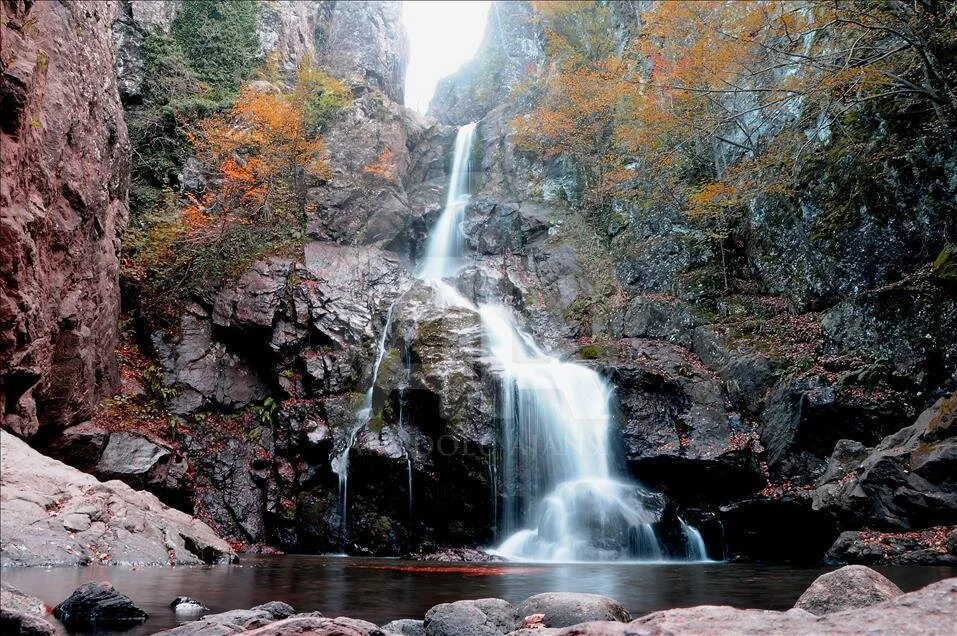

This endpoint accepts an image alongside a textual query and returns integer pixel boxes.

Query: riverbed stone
[250,602,297,620]
[382,618,426,635]
[53,582,148,631]
[0,609,56,636]
[630,577,957,635]
[794,565,903,615]
[424,598,514,636]
[512,593,631,629]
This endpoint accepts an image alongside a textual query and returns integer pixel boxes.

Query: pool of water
[4,556,954,633]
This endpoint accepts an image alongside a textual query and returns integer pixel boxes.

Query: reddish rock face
[0,0,129,437]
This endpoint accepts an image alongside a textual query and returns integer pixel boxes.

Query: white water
[419,122,477,282]
[416,123,706,561]
[332,302,397,540]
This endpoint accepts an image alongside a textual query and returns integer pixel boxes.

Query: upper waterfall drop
[417,123,707,562]
[419,122,478,282]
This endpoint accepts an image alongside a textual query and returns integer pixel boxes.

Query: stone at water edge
[0,609,56,636]
[794,565,903,615]
[424,598,514,636]
[250,601,297,620]
[381,618,426,635]
[511,593,631,629]
[53,582,148,631]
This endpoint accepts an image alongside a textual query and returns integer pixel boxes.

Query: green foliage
[171,0,260,98]
[577,344,603,360]
[253,397,278,426]
[932,244,957,282]
[292,57,351,135]
[128,2,260,219]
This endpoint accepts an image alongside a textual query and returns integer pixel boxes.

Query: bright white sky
[402,1,492,113]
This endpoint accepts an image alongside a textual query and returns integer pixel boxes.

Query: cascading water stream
[332,302,397,542]
[417,123,707,562]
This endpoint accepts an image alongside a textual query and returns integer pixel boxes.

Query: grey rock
[429,1,544,125]
[606,340,765,504]
[631,577,957,635]
[1,583,47,616]
[424,598,514,636]
[512,593,630,629]
[794,565,902,615]
[250,602,297,620]
[0,608,56,636]
[96,432,170,483]
[382,618,425,636]
[0,430,235,567]
[152,305,269,414]
[812,392,957,530]
[825,530,957,566]
[46,421,110,472]
[179,156,206,194]
[316,0,407,103]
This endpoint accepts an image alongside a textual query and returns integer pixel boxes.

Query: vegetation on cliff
[125,59,349,320]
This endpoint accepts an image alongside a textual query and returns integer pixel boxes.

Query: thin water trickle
[333,302,398,543]
[417,123,705,561]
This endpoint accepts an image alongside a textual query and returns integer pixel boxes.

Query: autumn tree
[513,1,631,205]
[125,57,350,320]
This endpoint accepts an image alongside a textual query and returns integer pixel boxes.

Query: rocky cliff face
[429,1,544,126]
[112,1,407,104]
[422,1,957,565]
[1,0,130,438]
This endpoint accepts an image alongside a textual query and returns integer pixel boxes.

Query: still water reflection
[3,556,954,634]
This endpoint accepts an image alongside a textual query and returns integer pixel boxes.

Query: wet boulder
[794,565,902,615]
[53,582,148,631]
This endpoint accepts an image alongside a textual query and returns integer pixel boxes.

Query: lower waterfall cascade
[413,123,708,562]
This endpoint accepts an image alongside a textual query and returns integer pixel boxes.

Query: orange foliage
[517,0,956,214]
[364,147,398,182]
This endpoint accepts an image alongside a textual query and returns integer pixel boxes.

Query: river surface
[4,556,954,634]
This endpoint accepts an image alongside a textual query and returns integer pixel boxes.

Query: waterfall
[332,302,397,542]
[419,122,477,282]
[416,123,704,561]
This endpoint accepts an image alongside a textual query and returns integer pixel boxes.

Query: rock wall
[1,0,130,438]
[0,429,234,566]
[429,1,544,125]
[112,1,407,104]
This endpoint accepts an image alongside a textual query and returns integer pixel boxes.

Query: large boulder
[812,392,957,530]
[630,577,957,635]
[424,598,513,636]
[511,593,630,629]
[825,528,957,566]
[1,0,129,438]
[53,582,148,632]
[0,430,235,566]
[606,339,765,505]
[793,566,902,615]
[0,609,55,636]
[0,583,54,636]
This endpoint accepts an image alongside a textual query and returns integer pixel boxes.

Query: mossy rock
[577,344,604,360]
